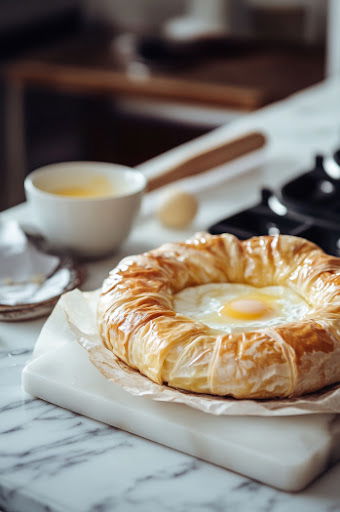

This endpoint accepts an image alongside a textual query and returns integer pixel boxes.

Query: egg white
[173,283,310,334]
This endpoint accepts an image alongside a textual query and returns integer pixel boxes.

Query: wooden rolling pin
[146,131,266,192]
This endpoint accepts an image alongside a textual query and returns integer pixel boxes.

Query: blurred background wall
[84,0,184,31]
[0,0,333,210]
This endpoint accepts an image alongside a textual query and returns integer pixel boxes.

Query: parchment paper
[59,289,340,417]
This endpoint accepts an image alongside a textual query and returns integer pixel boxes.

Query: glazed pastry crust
[97,233,340,399]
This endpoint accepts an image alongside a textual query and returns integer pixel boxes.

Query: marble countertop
[1,77,340,512]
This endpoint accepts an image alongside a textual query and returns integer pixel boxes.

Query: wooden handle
[147,131,266,192]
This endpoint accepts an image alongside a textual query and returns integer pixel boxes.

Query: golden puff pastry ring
[97,233,340,399]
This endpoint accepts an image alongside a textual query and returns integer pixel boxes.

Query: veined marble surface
[1,77,340,512]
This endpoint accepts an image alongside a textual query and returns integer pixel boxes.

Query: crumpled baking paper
[59,288,340,417]
[0,220,70,306]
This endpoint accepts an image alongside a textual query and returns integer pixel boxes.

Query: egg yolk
[220,294,276,321]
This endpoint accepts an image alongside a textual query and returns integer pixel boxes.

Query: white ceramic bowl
[24,162,146,258]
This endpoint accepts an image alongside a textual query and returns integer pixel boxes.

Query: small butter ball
[156,189,198,229]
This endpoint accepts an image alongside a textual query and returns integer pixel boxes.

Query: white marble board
[22,298,340,492]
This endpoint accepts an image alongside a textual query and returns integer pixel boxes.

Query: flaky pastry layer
[97,233,340,399]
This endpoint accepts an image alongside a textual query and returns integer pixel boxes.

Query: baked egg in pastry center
[174,283,310,334]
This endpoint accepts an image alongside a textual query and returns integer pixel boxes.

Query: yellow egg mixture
[45,176,114,198]
[174,283,310,334]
